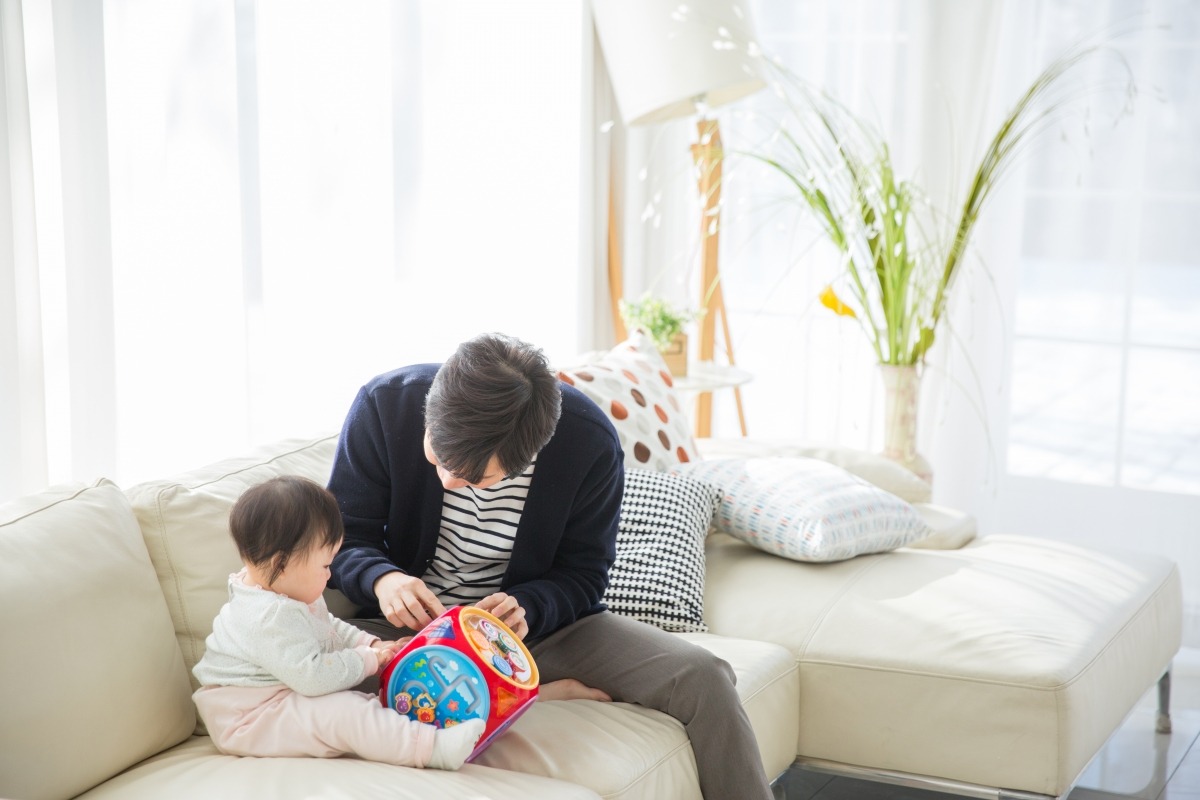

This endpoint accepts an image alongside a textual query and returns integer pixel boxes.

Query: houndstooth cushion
[603,469,720,632]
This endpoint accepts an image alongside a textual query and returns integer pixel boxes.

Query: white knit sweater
[193,570,379,696]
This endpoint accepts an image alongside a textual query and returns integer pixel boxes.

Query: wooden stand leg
[691,118,747,438]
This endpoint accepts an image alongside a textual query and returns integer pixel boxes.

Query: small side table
[672,362,752,437]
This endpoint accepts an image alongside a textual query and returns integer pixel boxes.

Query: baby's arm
[253,604,379,696]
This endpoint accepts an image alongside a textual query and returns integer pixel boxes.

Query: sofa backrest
[0,480,195,800]
[124,434,339,716]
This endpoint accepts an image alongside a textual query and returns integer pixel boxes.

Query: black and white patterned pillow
[603,469,721,633]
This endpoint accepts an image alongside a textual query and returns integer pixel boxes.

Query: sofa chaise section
[704,530,1182,798]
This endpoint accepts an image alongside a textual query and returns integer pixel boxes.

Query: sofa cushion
[475,632,799,797]
[124,434,338,730]
[75,736,602,800]
[603,469,720,632]
[558,328,699,471]
[703,532,1182,796]
[675,457,931,562]
[0,480,195,800]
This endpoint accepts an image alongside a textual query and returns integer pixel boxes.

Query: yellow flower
[819,285,856,318]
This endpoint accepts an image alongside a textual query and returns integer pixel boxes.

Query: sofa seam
[601,736,695,799]
[0,479,113,527]
[738,659,800,705]
[159,434,338,492]
[795,555,892,657]
[1057,566,1179,785]
[152,491,198,668]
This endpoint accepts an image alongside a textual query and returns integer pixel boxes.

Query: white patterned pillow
[557,328,698,471]
[603,469,719,632]
[672,457,931,562]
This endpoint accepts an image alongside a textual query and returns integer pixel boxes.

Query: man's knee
[680,648,737,689]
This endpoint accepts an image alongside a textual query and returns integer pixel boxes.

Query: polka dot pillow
[558,329,698,471]
[672,457,932,562]
[602,469,720,632]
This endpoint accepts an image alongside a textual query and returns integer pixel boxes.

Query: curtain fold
[1,0,48,500]
[1,0,117,501]
[0,0,114,499]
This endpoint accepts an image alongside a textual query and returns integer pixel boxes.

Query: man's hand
[373,572,446,630]
[476,592,529,640]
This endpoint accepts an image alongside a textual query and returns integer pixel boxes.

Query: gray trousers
[350,610,773,800]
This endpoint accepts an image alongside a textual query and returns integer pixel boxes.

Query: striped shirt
[421,459,535,606]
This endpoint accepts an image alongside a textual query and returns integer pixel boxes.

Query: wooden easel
[606,118,747,438]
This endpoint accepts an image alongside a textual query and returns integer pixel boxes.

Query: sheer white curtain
[1,0,592,501]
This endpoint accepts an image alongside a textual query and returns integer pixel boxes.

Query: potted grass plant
[618,294,701,377]
[745,39,1133,480]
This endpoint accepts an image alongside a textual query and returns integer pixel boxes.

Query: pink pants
[193,685,435,767]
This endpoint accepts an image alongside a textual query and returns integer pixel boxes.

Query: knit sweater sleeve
[195,588,375,696]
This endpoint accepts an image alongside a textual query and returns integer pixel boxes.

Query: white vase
[879,364,933,484]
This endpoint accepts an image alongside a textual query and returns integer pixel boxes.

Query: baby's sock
[427,718,486,770]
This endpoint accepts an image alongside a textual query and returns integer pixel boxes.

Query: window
[1009,3,1200,495]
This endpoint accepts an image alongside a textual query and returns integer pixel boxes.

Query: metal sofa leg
[1158,667,1173,735]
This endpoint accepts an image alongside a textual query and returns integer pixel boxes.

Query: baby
[192,475,484,769]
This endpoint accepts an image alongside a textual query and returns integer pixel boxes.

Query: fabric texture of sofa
[0,426,1183,799]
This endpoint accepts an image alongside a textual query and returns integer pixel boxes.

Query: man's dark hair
[425,333,563,484]
[229,476,344,585]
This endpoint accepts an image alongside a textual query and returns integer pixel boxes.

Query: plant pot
[879,364,932,484]
[660,332,688,377]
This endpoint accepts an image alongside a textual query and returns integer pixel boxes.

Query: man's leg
[529,611,774,800]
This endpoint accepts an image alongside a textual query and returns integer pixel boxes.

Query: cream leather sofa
[0,434,1181,800]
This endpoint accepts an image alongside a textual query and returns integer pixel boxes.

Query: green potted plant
[743,39,1133,480]
[618,294,701,377]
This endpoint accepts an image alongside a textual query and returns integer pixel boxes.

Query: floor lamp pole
[607,168,628,342]
[691,118,747,438]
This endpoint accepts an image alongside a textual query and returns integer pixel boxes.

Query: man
[327,333,773,799]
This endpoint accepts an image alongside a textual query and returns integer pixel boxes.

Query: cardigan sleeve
[507,421,624,640]
[328,384,406,609]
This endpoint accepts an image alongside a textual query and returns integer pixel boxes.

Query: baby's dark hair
[229,476,344,585]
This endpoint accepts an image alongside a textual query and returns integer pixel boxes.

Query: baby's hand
[375,645,399,669]
[371,636,412,650]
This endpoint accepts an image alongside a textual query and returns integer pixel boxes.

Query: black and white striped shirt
[421,459,535,605]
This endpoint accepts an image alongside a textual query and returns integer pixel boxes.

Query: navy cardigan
[327,364,625,641]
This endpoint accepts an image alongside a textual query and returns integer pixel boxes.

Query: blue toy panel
[384,644,490,728]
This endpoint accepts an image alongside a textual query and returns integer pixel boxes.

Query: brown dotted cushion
[558,328,699,471]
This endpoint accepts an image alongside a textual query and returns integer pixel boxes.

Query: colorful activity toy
[379,605,539,760]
